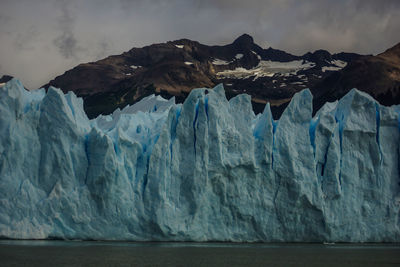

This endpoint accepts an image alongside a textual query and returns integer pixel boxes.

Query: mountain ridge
[38,34,399,119]
[311,41,400,112]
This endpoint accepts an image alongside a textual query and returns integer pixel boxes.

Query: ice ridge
[0,79,399,242]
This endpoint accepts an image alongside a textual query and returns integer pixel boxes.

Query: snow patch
[322,60,347,72]
[235,53,244,59]
[175,44,184,49]
[212,58,231,65]
[322,66,342,72]
[332,60,347,68]
[217,60,315,80]
[251,51,261,60]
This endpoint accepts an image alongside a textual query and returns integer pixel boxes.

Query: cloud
[13,26,39,51]
[93,40,113,59]
[52,0,82,59]
[0,0,399,88]
[271,0,400,54]
[53,32,79,59]
[0,13,11,25]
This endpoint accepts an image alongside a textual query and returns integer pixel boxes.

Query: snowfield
[216,60,316,80]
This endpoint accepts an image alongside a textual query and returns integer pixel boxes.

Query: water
[0,240,399,266]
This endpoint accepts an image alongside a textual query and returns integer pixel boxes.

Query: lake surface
[0,240,399,266]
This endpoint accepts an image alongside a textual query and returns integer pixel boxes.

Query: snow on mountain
[43,34,365,119]
[331,59,347,68]
[211,54,243,65]
[216,60,316,80]
[212,58,232,65]
[235,53,244,59]
[251,50,262,60]
[322,60,348,72]
[0,78,399,242]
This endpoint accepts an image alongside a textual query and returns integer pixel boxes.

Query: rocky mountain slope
[312,43,400,112]
[43,34,363,118]
[0,75,13,87]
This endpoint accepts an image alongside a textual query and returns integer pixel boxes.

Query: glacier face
[0,79,399,242]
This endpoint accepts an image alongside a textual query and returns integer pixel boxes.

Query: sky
[0,0,399,89]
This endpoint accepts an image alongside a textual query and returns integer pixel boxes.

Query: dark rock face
[312,43,400,113]
[43,34,400,119]
[0,75,14,84]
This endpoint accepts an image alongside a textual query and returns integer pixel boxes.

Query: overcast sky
[1,0,399,89]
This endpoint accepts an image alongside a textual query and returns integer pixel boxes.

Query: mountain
[44,34,362,119]
[1,79,399,241]
[0,75,13,85]
[312,42,400,112]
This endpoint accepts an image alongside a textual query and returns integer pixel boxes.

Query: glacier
[0,79,399,242]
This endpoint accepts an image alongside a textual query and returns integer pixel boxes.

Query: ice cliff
[0,79,399,242]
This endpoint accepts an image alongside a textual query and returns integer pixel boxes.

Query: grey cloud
[0,12,13,36]
[52,0,82,59]
[93,40,113,59]
[13,26,39,51]
[0,0,399,89]
[0,14,11,24]
[53,32,79,58]
[271,0,400,54]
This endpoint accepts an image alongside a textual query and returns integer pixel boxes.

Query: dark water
[0,240,399,267]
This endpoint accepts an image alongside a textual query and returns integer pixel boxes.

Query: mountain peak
[377,41,400,65]
[0,75,14,84]
[233,34,254,46]
[381,42,400,56]
[44,35,371,119]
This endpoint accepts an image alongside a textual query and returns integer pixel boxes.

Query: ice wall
[0,79,399,242]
